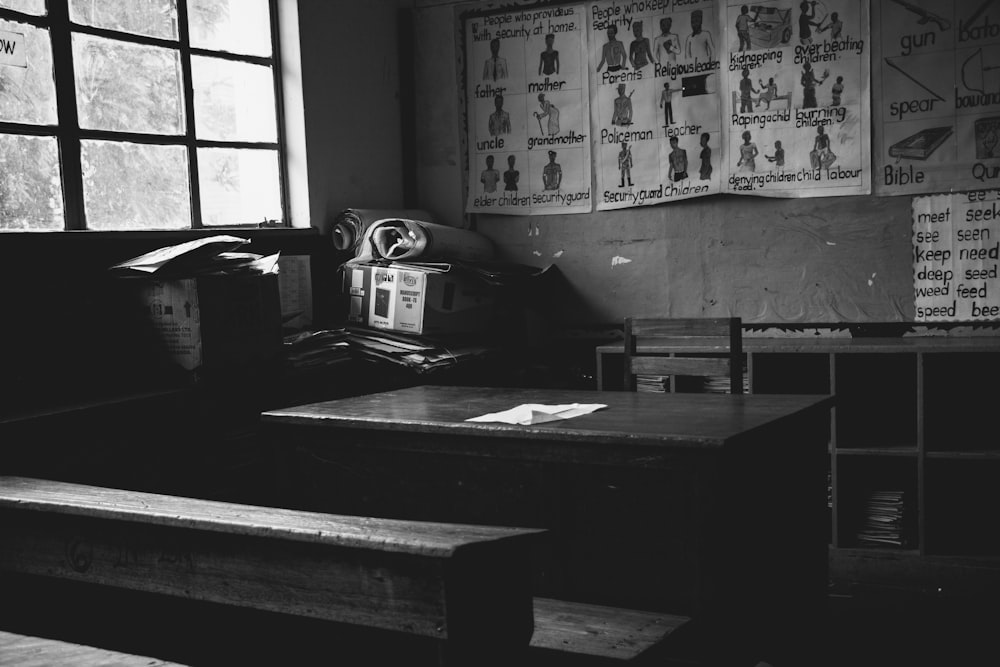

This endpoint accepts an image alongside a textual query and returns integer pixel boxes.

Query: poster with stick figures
[875,0,1000,196]
[590,0,722,210]
[464,5,592,215]
[721,0,871,197]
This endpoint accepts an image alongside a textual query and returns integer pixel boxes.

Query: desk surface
[262,385,833,450]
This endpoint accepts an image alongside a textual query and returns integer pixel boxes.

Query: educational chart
[913,190,1000,322]
[591,0,723,211]
[721,0,871,197]
[465,5,592,215]
[875,0,1000,196]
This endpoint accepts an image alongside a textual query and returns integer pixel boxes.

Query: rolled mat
[354,217,495,264]
[330,208,433,253]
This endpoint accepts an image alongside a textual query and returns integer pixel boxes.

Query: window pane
[198,147,280,226]
[82,140,191,230]
[69,0,178,41]
[73,34,185,134]
[189,0,271,57]
[0,133,63,230]
[192,56,275,142]
[0,20,57,125]
[0,0,45,16]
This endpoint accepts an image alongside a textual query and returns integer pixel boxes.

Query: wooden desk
[262,386,833,665]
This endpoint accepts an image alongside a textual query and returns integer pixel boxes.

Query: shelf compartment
[836,456,917,551]
[837,446,918,457]
[927,450,1000,461]
[834,353,916,450]
[749,352,830,394]
[923,352,1000,453]
[925,460,1000,557]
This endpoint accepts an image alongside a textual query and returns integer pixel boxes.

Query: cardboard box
[136,272,282,371]
[343,262,496,335]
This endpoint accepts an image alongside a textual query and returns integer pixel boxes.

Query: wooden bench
[0,477,691,665]
[0,476,541,666]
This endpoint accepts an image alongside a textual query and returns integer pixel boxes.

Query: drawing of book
[888,126,952,160]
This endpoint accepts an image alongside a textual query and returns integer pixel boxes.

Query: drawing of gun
[888,0,952,31]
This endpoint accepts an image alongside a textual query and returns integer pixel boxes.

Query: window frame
[0,0,292,232]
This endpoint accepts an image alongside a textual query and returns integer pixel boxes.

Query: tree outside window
[0,0,286,231]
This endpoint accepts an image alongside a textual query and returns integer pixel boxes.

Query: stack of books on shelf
[703,369,750,394]
[636,375,669,392]
[856,490,911,548]
[635,365,750,393]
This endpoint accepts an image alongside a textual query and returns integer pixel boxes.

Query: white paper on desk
[466,403,606,426]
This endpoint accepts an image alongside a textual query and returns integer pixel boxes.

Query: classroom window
[0,0,287,231]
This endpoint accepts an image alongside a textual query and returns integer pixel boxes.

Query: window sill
[0,226,317,240]
[0,226,323,253]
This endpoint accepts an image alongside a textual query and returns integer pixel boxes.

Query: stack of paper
[466,403,606,425]
[109,235,279,278]
[283,329,351,372]
[703,363,749,393]
[344,327,492,374]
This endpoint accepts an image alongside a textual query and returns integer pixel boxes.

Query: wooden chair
[623,317,744,394]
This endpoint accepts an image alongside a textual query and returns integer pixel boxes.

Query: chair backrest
[623,317,744,394]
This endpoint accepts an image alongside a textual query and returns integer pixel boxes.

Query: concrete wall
[297,0,409,237]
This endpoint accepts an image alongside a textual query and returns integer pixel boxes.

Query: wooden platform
[531,597,690,663]
[0,630,185,666]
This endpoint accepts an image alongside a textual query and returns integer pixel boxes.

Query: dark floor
[4,574,998,666]
[820,585,999,667]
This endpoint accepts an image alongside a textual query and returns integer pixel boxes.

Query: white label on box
[141,279,203,371]
[395,270,425,333]
[369,267,398,329]
[367,267,427,333]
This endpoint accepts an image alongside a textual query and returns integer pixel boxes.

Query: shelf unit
[596,333,1000,595]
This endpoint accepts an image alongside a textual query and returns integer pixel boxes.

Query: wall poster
[462,0,875,215]
[720,0,871,197]
[913,190,1000,322]
[464,4,593,215]
[875,0,1000,196]
[589,0,723,211]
